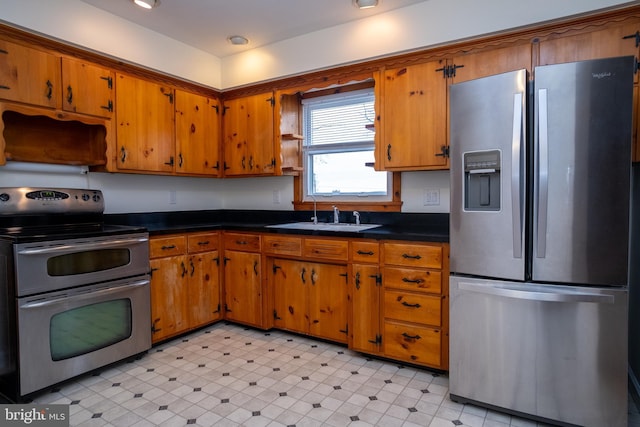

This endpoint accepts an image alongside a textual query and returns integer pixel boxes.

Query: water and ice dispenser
[463,150,501,211]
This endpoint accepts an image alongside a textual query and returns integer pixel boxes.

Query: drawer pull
[357,250,374,256]
[401,301,421,308]
[198,241,210,245]
[161,245,177,250]
[401,332,421,340]
[402,277,424,284]
[402,253,422,260]
[236,240,248,245]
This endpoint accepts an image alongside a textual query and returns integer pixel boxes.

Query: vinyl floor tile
[26,322,634,426]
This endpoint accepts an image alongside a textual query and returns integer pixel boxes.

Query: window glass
[50,299,132,361]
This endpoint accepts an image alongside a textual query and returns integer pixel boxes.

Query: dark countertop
[105,209,449,243]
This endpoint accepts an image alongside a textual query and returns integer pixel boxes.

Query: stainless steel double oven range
[0,187,151,401]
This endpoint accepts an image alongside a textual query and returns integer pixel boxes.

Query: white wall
[0,0,634,214]
[221,0,634,88]
[0,0,221,88]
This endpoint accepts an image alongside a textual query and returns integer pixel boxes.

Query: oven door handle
[19,279,150,309]
[17,236,149,255]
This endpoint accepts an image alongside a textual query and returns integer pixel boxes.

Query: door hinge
[223,256,231,266]
[367,334,382,345]
[224,303,231,313]
[273,309,281,320]
[267,96,275,106]
[222,105,230,115]
[339,323,348,335]
[339,272,348,284]
[435,145,450,158]
[213,303,220,314]
[151,318,161,334]
[623,31,640,48]
[371,274,382,286]
[149,267,159,278]
[435,64,464,79]
[100,75,113,89]
[272,263,282,274]
[165,156,175,166]
[213,104,219,114]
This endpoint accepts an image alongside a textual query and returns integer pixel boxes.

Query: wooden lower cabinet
[149,232,221,343]
[380,241,449,370]
[223,250,263,327]
[271,258,348,343]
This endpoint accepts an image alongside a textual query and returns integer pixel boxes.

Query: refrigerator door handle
[536,88,549,258]
[457,281,615,304]
[511,92,523,259]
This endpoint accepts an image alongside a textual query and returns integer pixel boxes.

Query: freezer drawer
[449,276,628,427]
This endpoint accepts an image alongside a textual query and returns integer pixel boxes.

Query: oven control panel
[0,187,104,214]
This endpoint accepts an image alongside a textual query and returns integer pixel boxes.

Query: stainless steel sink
[266,222,382,232]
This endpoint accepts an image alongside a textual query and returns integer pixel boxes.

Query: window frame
[291,81,402,213]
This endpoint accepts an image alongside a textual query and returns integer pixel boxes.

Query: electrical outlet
[169,190,177,204]
[423,189,440,206]
[273,190,281,204]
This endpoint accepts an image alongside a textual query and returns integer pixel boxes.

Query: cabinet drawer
[150,235,187,258]
[351,241,379,263]
[303,238,348,261]
[383,321,442,367]
[383,267,442,294]
[223,232,261,252]
[383,243,443,269]
[384,290,441,326]
[263,235,302,256]
[187,232,219,253]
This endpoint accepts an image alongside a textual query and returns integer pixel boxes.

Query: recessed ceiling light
[353,0,379,9]
[133,0,157,10]
[227,35,249,46]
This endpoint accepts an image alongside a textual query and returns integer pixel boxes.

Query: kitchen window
[299,88,398,209]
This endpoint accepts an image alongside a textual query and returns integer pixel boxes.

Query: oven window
[50,299,132,361]
[47,249,131,276]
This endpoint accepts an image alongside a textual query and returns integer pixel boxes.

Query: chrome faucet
[353,211,360,225]
[333,205,339,224]
[310,195,318,224]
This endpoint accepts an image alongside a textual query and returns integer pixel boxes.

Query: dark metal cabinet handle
[387,144,392,161]
[120,146,127,163]
[402,332,421,340]
[197,241,210,246]
[357,250,375,256]
[190,259,195,276]
[66,85,73,104]
[161,245,176,250]
[402,277,424,284]
[180,261,187,277]
[355,272,361,289]
[301,267,306,284]
[253,261,259,276]
[46,80,53,100]
[402,253,422,260]
[401,301,421,308]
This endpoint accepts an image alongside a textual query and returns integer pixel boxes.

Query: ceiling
[80,0,429,58]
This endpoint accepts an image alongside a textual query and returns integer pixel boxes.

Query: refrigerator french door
[449,56,634,427]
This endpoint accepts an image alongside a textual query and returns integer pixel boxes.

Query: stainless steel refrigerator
[449,56,634,427]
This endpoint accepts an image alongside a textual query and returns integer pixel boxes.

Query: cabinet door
[538,23,640,67]
[188,251,221,328]
[115,73,175,172]
[223,92,275,176]
[351,263,381,353]
[175,90,221,175]
[378,60,448,170]
[308,262,348,343]
[0,39,60,108]
[452,44,532,84]
[271,258,308,335]
[150,256,189,343]
[223,250,263,327]
[61,58,114,118]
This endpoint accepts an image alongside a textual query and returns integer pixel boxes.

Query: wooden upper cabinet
[223,92,275,176]
[0,39,60,109]
[175,90,221,176]
[538,22,640,67]
[61,58,114,118]
[451,43,533,84]
[376,60,448,171]
[115,73,175,173]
